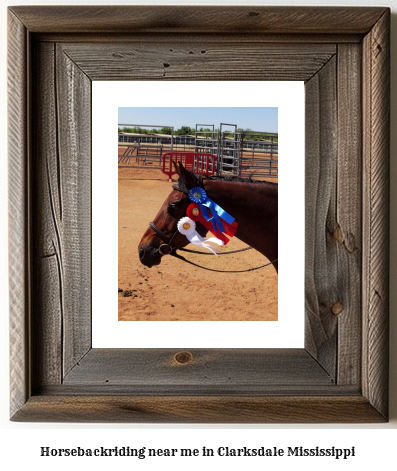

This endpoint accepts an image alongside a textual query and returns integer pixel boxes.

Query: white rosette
[177,216,224,255]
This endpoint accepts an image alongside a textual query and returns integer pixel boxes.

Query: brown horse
[138,162,278,272]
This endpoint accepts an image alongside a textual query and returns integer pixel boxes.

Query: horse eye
[168,202,178,212]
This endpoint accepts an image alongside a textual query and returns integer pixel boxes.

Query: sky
[118,107,278,133]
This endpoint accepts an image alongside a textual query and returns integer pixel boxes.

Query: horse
[138,162,278,273]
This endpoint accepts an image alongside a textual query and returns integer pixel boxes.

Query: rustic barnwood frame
[8,6,390,423]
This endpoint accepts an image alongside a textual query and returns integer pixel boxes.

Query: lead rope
[169,251,277,273]
[180,246,252,255]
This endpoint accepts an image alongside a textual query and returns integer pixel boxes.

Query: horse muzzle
[138,245,162,267]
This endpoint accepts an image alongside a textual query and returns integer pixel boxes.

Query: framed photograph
[8,6,390,423]
[93,84,304,349]
[114,102,281,326]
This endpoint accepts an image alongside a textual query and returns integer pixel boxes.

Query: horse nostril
[139,247,145,260]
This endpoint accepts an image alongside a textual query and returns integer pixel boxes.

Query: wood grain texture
[31,42,92,388]
[11,396,385,424]
[32,42,63,388]
[34,33,363,45]
[335,44,362,386]
[62,349,334,392]
[8,6,390,423]
[55,44,91,376]
[9,6,387,34]
[362,9,390,419]
[304,56,338,377]
[59,42,335,82]
[8,10,29,419]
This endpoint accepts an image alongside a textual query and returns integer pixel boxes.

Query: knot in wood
[174,351,194,365]
[331,302,344,316]
[333,225,344,244]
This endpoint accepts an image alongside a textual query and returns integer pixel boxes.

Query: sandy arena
[118,156,278,321]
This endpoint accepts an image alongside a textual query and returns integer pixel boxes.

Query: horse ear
[175,162,196,189]
[173,160,181,176]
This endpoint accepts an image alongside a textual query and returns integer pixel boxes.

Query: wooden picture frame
[8,6,390,423]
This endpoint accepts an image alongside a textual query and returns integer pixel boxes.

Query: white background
[1,0,396,469]
[92,81,305,348]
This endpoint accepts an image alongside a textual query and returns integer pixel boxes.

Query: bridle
[147,178,277,273]
[149,220,179,256]
[149,220,276,273]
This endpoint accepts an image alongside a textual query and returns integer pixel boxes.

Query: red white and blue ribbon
[188,187,237,238]
[177,217,224,255]
[186,203,237,245]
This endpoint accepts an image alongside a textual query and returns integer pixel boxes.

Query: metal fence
[239,131,278,179]
[118,123,278,179]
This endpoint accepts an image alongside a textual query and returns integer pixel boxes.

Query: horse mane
[172,170,277,194]
[172,171,204,194]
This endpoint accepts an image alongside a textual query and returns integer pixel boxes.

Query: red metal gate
[161,152,218,179]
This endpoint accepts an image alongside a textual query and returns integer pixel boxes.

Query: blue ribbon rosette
[189,187,235,234]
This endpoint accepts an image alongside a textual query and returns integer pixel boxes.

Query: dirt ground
[118,157,278,322]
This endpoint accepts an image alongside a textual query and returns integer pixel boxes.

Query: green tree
[175,126,192,135]
[158,127,172,135]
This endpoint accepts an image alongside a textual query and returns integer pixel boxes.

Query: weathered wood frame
[8,6,390,423]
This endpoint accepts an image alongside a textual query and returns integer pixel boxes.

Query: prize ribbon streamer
[177,217,224,255]
[189,187,235,235]
[187,203,237,245]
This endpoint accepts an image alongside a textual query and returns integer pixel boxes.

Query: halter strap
[149,221,180,255]
[149,221,172,245]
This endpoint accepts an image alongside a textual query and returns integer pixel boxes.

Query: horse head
[138,162,207,267]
